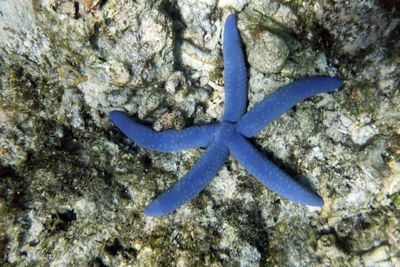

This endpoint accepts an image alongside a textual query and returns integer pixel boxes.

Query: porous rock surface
[0,0,399,266]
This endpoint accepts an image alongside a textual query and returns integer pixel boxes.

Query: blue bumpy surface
[109,14,342,216]
[222,14,247,123]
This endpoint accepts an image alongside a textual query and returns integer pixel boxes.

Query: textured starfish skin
[109,111,218,152]
[222,14,247,122]
[109,14,342,216]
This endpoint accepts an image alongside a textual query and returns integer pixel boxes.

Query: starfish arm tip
[109,110,218,152]
[300,192,324,207]
[144,201,164,217]
[316,197,324,207]
[144,141,229,216]
[229,133,324,207]
[222,14,247,122]
[237,76,343,137]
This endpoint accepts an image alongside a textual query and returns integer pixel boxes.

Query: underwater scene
[0,0,399,266]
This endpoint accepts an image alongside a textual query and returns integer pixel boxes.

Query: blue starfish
[109,14,342,217]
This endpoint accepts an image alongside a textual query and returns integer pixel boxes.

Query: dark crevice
[159,1,186,71]
[104,238,138,260]
[90,257,109,267]
[45,209,77,232]
[222,200,270,264]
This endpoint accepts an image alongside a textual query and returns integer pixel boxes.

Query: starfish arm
[144,141,229,216]
[236,77,342,137]
[228,133,324,206]
[109,111,218,152]
[222,14,247,123]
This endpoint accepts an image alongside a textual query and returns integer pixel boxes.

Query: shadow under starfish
[109,14,342,216]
